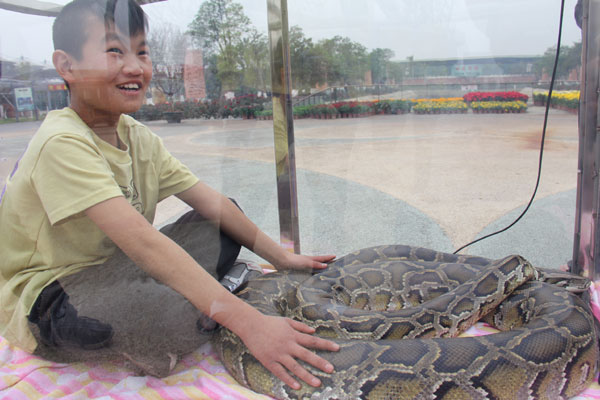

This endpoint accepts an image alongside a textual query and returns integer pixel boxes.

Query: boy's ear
[52,50,75,83]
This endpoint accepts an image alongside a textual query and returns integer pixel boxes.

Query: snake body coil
[214,245,599,399]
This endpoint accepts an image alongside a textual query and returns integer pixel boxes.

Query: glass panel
[284,0,581,268]
[0,0,276,265]
[0,1,592,399]
[0,0,581,269]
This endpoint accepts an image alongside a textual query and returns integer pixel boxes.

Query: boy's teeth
[119,83,140,90]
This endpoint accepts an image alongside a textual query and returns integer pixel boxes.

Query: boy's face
[60,15,152,123]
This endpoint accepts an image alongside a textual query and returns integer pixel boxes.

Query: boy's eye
[107,47,123,54]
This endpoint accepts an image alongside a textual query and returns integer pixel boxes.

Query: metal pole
[32,82,39,121]
[266,0,301,253]
[572,0,600,280]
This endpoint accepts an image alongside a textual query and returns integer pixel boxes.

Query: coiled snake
[213,245,599,399]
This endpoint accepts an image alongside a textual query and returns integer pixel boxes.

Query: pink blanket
[0,339,272,399]
[2,285,600,399]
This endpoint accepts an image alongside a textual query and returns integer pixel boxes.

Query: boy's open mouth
[118,83,141,91]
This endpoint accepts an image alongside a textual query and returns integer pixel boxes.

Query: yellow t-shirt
[0,108,199,352]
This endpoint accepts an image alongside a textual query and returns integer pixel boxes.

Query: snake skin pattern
[213,245,599,400]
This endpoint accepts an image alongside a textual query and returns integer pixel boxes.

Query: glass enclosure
[0,0,582,268]
[2,1,598,399]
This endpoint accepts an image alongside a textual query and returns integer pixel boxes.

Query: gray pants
[29,209,241,377]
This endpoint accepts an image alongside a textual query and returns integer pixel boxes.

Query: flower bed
[129,94,270,121]
[130,92,537,122]
[533,90,579,112]
[133,103,171,121]
[313,104,339,118]
[331,101,374,117]
[413,100,468,114]
[470,101,527,113]
[292,105,312,119]
[414,97,463,103]
[256,109,273,120]
[375,99,413,114]
[463,91,529,103]
[532,92,547,106]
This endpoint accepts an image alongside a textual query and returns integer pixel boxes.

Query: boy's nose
[122,55,144,75]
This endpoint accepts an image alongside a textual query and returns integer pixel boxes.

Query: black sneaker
[219,259,263,293]
[196,260,263,334]
[52,308,113,350]
[31,281,113,350]
[48,302,114,350]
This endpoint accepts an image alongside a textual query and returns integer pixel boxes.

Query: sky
[0,0,582,66]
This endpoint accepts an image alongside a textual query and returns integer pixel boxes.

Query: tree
[338,38,369,85]
[240,28,270,92]
[387,61,407,83]
[562,41,582,77]
[188,0,251,55]
[188,0,252,92]
[289,26,319,91]
[203,53,222,99]
[535,41,582,79]
[313,36,368,86]
[369,48,395,84]
[148,24,188,106]
[15,60,34,81]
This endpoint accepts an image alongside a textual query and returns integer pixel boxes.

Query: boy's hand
[274,253,336,271]
[240,314,339,390]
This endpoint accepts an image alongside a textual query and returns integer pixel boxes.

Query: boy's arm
[85,196,338,390]
[175,182,335,270]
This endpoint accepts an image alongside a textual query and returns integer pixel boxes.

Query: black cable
[453,0,566,255]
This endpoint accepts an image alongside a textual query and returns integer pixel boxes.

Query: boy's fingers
[298,332,340,353]
[251,316,339,390]
[269,361,301,390]
[312,254,336,263]
[294,344,335,375]
[287,318,315,333]
[287,319,340,353]
[282,319,339,387]
[282,356,322,388]
[311,261,329,269]
[267,354,321,390]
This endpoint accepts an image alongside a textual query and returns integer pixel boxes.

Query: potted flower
[163,102,183,123]
[337,103,351,117]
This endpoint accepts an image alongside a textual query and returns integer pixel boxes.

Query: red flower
[464,91,529,103]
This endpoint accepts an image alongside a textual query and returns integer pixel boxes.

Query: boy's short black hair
[53,0,148,60]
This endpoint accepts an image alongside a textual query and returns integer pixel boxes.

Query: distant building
[183,49,207,100]
[399,55,540,78]
[391,55,544,98]
[0,57,67,116]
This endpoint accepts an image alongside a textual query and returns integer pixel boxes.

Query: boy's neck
[69,105,121,148]
[92,124,122,149]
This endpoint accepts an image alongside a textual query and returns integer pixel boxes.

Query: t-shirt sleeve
[154,137,199,200]
[31,135,124,225]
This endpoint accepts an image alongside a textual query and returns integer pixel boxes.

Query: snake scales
[213,245,599,399]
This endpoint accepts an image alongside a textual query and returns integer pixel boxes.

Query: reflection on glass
[0,0,580,267]
[0,1,595,399]
[0,1,582,265]
[268,0,301,253]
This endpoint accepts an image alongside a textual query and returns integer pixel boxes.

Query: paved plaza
[0,107,579,268]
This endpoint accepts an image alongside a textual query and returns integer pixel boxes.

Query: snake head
[535,267,591,293]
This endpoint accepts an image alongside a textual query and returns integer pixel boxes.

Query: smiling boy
[0,0,338,389]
